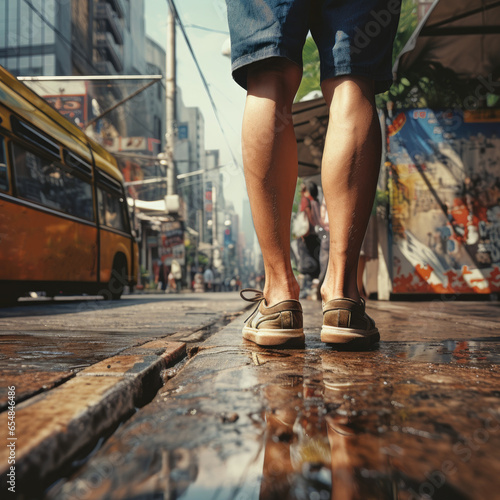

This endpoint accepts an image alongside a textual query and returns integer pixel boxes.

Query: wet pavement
[42,298,500,500]
[0,293,243,409]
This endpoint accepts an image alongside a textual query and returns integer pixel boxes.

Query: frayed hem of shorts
[320,67,394,94]
[231,47,302,90]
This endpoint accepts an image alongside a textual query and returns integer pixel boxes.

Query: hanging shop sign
[159,220,185,265]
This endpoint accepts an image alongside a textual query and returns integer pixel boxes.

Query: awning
[292,96,328,178]
[127,197,167,213]
[394,0,500,80]
[134,211,169,222]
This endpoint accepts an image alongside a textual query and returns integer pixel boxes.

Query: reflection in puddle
[259,371,332,499]
[248,351,479,500]
[132,343,499,500]
[382,340,500,365]
[254,355,401,500]
[21,350,75,358]
[50,340,500,500]
[164,346,498,500]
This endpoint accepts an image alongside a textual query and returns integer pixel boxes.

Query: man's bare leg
[320,76,381,304]
[242,58,302,305]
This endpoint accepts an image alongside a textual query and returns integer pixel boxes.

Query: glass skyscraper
[0,0,68,76]
[0,0,127,77]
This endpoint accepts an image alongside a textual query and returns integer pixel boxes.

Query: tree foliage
[295,37,321,102]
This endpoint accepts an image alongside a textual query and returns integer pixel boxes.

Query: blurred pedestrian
[203,266,214,292]
[194,269,204,293]
[158,260,167,292]
[171,259,182,293]
[167,270,176,292]
[230,276,237,291]
[214,270,222,292]
[297,181,321,299]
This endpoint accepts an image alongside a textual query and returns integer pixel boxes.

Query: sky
[144,0,248,214]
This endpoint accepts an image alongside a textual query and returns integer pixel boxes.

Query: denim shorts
[226,0,401,94]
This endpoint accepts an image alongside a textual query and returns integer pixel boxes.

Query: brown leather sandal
[321,297,379,347]
[240,288,304,346]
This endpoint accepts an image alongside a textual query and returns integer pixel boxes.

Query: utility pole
[212,185,217,249]
[165,3,176,196]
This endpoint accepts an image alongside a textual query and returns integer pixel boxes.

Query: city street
[1,294,499,499]
[1,0,500,498]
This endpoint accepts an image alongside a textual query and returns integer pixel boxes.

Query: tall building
[175,91,206,234]
[0,0,129,77]
[145,36,166,150]
[93,0,124,75]
[0,0,155,139]
[223,201,240,278]
[0,0,72,76]
[122,0,145,75]
[204,149,226,246]
[174,90,230,274]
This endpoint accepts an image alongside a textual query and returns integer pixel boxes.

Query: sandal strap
[240,288,266,323]
[240,288,265,303]
[322,297,365,315]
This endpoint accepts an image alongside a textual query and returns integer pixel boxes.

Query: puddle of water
[0,334,120,367]
[45,341,500,500]
[21,350,75,357]
[168,357,481,500]
[381,340,500,365]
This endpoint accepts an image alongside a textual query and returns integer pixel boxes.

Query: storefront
[292,0,500,298]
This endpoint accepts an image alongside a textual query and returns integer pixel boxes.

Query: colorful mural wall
[386,109,500,294]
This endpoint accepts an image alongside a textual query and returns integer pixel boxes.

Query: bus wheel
[105,256,127,300]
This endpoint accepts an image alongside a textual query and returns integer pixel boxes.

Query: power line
[184,24,229,35]
[22,0,157,138]
[167,0,242,173]
[122,103,157,138]
[23,0,98,75]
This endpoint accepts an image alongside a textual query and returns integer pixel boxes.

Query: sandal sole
[242,326,304,346]
[321,325,380,345]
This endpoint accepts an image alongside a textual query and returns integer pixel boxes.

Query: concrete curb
[0,341,186,493]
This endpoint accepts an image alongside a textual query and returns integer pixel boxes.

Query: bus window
[0,136,8,191]
[97,187,128,233]
[11,142,94,221]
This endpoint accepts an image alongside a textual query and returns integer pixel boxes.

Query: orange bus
[0,66,138,305]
